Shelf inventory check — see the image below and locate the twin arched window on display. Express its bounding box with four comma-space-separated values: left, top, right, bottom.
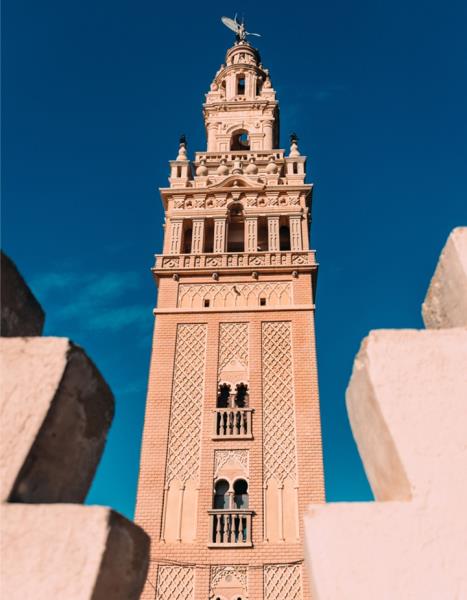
213, 479, 249, 510
217, 383, 249, 408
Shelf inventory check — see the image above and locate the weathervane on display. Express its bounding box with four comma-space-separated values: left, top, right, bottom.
221, 14, 261, 43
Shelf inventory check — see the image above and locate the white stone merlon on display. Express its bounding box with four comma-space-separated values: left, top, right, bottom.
0, 504, 150, 600
304, 226, 467, 599
422, 226, 467, 328
305, 328, 467, 600
0, 337, 114, 503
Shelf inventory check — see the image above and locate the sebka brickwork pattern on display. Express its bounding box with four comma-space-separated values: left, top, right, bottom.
264, 564, 303, 600
165, 323, 208, 485
218, 321, 249, 375
262, 321, 298, 482
155, 566, 194, 600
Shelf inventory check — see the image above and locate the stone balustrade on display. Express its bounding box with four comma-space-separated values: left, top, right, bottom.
209, 510, 253, 547
213, 408, 253, 439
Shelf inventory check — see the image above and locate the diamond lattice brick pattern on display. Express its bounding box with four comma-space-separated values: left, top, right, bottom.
218, 322, 249, 374
264, 564, 302, 600
165, 323, 208, 484
156, 566, 194, 600
262, 321, 298, 482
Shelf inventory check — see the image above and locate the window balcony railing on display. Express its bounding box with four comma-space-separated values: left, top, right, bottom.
213, 408, 253, 439
208, 510, 253, 547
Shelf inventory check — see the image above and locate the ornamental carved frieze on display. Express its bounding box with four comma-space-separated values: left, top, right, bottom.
167, 190, 306, 211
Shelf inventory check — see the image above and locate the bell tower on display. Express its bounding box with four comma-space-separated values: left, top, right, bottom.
136, 30, 325, 600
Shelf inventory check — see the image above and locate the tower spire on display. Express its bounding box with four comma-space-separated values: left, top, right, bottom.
136, 31, 324, 600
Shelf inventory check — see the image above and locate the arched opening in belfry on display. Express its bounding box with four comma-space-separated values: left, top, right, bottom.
230, 130, 250, 151
233, 479, 249, 509
213, 479, 229, 509
227, 203, 245, 252
236, 74, 246, 96
256, 77, 262, 96
182, 219, 193, 254
257, 216, 268, 251
279, 217, 291, 251
204, 218, 214, 253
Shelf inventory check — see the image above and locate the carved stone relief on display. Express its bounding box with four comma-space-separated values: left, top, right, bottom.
178, 282, 291, 309
214, 449, 249, 479
168, 191, 304, 210
210, 565, 248, 600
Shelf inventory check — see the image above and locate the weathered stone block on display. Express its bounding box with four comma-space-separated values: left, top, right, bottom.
304, 329, 467, 600
1, 252, 45, 337
0, 504, 150, 600
0, 337, 114, 503
422, 227, 467, 328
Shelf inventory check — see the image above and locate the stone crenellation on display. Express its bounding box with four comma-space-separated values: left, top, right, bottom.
0, 252, 150, 600
304, 227, 467, 600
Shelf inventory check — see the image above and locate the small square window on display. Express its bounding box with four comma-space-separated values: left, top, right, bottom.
260, 298, 266, 306
204, 299, 210, 308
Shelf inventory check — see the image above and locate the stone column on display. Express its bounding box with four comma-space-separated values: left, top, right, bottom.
207, 123, 216, 152
213, 218, 227, 253
267, 216, 280, 252
169, 219, 183, 255
191, 219, 205, 254
245, 217, 258, 253
289, 215, 303, 251
263, 120, 273, 150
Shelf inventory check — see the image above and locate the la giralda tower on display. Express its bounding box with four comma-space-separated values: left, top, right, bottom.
136, 21, 325, 600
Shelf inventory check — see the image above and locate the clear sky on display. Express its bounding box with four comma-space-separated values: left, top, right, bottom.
3, 0, 466, 519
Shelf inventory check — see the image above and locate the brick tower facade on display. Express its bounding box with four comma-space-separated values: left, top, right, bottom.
136, 36, 325, 600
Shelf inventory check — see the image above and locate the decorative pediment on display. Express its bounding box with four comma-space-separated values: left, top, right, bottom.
207, 174, 266, 191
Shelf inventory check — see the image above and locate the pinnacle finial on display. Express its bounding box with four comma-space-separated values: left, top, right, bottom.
289, 132, 300, 157
177, 134, 188, 160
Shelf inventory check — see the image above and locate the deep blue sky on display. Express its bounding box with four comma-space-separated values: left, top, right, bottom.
3, 0, 466, 518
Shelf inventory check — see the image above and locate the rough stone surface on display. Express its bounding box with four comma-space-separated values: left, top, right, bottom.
422, 227, 467, 328
0, 337, 114, 503
304, 328, 467, 600
1, 252, 45, 337
0, 504, 150, 600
